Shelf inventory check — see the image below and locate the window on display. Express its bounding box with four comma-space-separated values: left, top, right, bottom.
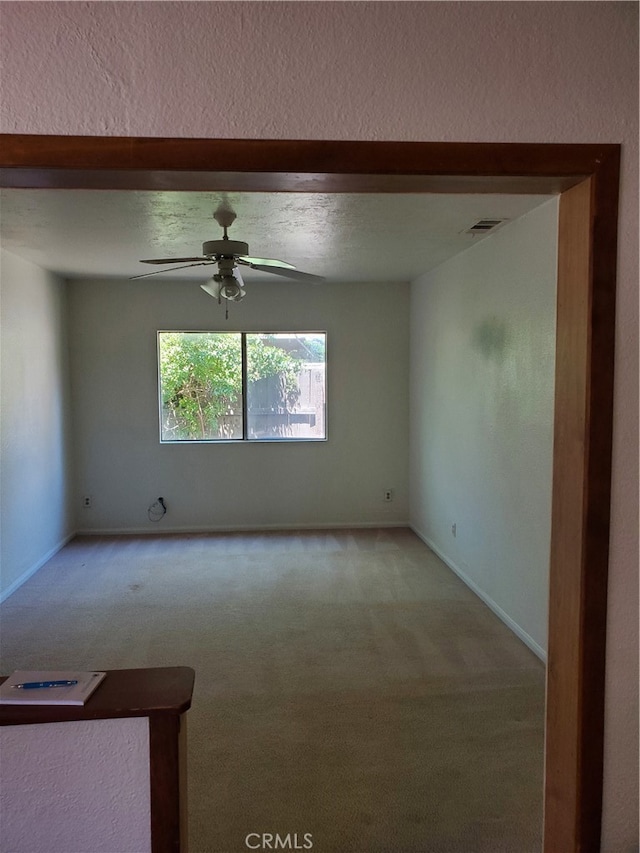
158, 332, 326, 442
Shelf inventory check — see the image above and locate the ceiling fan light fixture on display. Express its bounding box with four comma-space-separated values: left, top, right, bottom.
200, 278, 222, 301
218, 277, 246, 301
135, 206, 324, 297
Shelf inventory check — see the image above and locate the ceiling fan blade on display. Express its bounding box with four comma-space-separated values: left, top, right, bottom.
248, 264, 325, 283
130, 261, 214, 280
140, 257, 208, 265
237, 256, 297, 270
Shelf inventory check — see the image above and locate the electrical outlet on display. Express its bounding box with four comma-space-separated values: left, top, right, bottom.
451, 523, 457, 538
82, 495, 92, 508
383, 489, 394, 502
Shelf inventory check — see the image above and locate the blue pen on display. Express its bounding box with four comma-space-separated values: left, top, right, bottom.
13, 679, 78, 690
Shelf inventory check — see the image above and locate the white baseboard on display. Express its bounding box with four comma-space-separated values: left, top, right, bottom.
410, 524, 547, 663
0, 532, 76, 603
78, 520, 411, 535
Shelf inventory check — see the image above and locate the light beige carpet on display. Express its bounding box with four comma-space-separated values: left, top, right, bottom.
1, 528, 545, 852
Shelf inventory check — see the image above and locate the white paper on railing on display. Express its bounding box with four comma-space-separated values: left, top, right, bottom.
0, 670, 107, 706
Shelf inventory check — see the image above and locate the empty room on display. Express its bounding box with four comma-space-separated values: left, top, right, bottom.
2, 182, 558, 852
0, 4, 637, 853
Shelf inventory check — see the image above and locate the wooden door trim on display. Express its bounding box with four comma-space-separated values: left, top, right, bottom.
0, 135, 621, 853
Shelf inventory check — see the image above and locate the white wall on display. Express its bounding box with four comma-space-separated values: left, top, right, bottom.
1, 3, 637, 846
0, 250, 74, 599
1, 717, 151, 853
68, 278, 409, 532
410, 200, 558, 658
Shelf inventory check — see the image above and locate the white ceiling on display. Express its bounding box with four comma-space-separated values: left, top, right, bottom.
0, 189, 554, 284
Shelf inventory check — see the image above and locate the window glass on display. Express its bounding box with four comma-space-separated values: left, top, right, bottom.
158, 332, 243, 441
246, 334, 326, 440
158, 332, 326, 442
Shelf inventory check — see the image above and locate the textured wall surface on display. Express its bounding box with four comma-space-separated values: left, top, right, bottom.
1, 717, 151, 853
410, 200, 558, 658
67, 278, 410, 532
0, 250, 74, 599
1, 2, 637, 848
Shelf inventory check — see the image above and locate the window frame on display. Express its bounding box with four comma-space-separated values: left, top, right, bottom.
157, 330, 328, 444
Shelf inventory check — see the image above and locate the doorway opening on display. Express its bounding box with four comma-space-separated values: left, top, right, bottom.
0, 135, 620, 852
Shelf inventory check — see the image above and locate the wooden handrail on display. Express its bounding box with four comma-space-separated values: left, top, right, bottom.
1, 666, 194, 853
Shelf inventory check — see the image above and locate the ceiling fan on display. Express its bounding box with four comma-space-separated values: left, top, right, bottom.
131, 205, 324, 310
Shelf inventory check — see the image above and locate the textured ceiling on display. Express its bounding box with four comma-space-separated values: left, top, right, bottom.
0, 189, 553, 284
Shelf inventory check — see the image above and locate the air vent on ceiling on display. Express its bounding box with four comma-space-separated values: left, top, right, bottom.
464, 218, 508, 235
